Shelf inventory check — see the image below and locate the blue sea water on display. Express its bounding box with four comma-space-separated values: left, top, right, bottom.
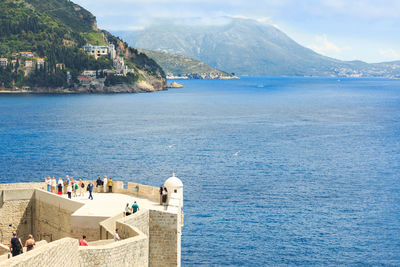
1, 77, 400, 266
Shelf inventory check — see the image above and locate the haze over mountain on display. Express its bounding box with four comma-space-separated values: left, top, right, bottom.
115, 19, 400, 78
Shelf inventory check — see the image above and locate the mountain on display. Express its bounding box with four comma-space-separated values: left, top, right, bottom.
137, 49, 236, 79
0, 0, 166, 92
115, 19, 400, 78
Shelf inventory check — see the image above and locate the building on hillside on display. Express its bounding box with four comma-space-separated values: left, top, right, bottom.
83, 44, 109, 59
25, 60, 33, 68
56, 63, 64, 70
82, 70, 97, 77
20, 52, 34, 58
0, 58, 8, 67
77, 76, 92, 87
11, 52, 19, 57
109, 43, 116, 60
11, 59, 17, 67
36, 58, 45, 68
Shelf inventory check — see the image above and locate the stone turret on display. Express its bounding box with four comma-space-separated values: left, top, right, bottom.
164, 173, 183, 208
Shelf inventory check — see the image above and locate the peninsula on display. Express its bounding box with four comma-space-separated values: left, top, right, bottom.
0, 0, 167, 93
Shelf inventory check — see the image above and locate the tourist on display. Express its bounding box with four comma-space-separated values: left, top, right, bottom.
107, 177, 113, 193
57, 181, 63, 195
96, 176, 102, 192
67, 183, 72, 199
9, 232, 23, 257
103, 176, 108, 193
79, 179, 85, 197
162, 187, 168, 205
51, 177, 57, 193
87, 181, 94, 200
131, 201, 139, 214
79, 235, 88, 246
125, 203, 132, 216
73, 181, 78, 197
159, 186, 163, 205
64, 176, 69, 194
114, 229, 120, 242
24, 234, 35, 252
46, 177, 51, 192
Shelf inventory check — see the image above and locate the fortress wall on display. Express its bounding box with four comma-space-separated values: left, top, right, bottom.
99, 213, 124, 240
78, 233, 148, 267
121, 210, 150, 237
127, 182, 160, 203
0, 189, 35, 244
149, 210, 179, 267
0, 237, 79, 267
33, 190, 84, 242
71, 215, 109, 241
0, 183, 45, 191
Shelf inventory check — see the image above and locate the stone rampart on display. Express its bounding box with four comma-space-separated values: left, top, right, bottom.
33, 189, 84, 242
0, 237, 79, 267
149, 210, 179, 267
0, 189, 35, 244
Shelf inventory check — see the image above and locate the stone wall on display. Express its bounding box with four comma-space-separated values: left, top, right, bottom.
79, 232, 148, 267
33, 190, 84, 242
0, 189, 35, 244
0, 183, 45, 191
0, 238, 79, 267
149, 210, 179, 267
121, 210, 150, 237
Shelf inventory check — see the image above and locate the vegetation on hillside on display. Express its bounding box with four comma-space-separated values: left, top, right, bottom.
0, 0, 166, 91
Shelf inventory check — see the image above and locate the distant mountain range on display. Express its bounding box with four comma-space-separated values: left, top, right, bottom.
115, 19, 400, 78
137, 49, 235, 79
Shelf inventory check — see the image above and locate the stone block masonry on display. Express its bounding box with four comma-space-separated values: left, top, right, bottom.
0, 238, 79, 267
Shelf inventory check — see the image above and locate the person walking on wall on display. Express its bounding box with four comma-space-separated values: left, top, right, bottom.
9, 232, 23, 257
79, 179, 85, 197
67, 183, 72, 199
79, 235, 88, 246
132, 201, 139, 214
103, 176, 108, 193
73, 181, 79, 197
46, 177, 51, 192
162, 187, 168, 205
114, 229, 120, 242
159, 186, 163, 205
125, 203, 132, 216
51, 177, 57, 193
96, 176, 102, 193
107, 177, 113, 193
87, 181, 94, 200
24, 234, 35, 252
57, 181, 63, 195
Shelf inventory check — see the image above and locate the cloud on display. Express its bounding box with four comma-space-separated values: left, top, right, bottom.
308, 34, 343, 55
379, 49, 400, 61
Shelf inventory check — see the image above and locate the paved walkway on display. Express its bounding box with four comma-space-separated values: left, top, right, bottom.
60, 191, 165, 217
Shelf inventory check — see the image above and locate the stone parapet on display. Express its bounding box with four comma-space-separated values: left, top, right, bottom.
0, 238, 79, 267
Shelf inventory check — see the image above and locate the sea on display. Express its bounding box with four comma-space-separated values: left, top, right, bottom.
0, 77, 399, 266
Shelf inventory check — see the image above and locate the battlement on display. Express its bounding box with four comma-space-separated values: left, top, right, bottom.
0, 178, 183, 267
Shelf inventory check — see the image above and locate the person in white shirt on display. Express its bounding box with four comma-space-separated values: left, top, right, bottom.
51, 177, 57, 193
67, 184, 72, 199
114, 229, 120, 242
103, 176, 107, 193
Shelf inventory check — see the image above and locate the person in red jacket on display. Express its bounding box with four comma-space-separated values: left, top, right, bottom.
79, 235, 88, 246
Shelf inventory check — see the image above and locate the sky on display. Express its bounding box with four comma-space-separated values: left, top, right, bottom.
72, 0, 400, 63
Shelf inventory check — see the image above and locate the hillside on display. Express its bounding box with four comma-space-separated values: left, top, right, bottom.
0, 0, 166, 92
138, 49, 236, 79
116, 19, 400, 78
